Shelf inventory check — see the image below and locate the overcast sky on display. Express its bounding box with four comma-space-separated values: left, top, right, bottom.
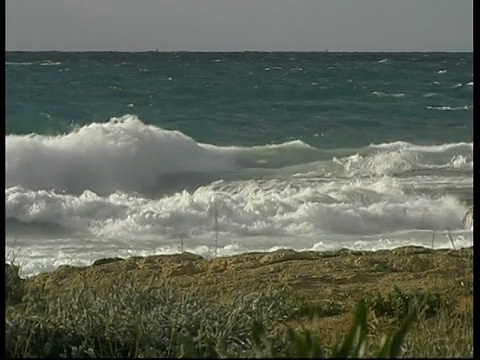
6, 0, 473, 52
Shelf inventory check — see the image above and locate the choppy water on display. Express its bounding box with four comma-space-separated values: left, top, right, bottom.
5, 52, 473, 277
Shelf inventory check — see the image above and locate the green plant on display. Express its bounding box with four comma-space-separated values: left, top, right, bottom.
5, 263, 25, 306
251, 299, 416, 358
370, 286, 442, 321
5, 277, 300, 358
5, 247, 473, 358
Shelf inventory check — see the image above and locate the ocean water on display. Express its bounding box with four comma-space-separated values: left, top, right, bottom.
5, 52, 473, 277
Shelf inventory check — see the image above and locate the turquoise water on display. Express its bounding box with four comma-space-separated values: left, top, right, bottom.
5, 52, 473, 276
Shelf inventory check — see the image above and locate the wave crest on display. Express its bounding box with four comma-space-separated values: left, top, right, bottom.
6, 115, 236, 194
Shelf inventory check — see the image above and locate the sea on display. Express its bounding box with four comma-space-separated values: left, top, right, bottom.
5, 51, 473, 277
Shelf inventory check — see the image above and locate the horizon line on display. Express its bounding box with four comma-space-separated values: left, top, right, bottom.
5, 49, 473, 53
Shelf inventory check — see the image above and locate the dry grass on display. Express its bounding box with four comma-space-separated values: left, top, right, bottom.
5, 245, 473, 358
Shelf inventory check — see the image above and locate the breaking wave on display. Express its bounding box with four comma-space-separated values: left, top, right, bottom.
6, 177, 469, 241
6, 115, 473, 196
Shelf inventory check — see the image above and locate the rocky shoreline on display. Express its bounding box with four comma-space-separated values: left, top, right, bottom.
6, 245, 473, 357
22, 245, 473, 309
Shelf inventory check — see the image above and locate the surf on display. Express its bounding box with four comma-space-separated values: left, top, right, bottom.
6, 115, 473, 196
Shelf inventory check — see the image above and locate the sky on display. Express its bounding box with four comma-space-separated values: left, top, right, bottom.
5, 0, 473, 52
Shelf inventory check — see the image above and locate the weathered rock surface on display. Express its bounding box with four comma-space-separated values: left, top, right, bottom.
23, 246, 472, 303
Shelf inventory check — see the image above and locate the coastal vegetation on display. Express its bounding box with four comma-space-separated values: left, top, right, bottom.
5, 246, 473, 358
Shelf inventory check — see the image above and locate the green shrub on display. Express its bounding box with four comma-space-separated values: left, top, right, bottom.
5, 279, 300, 358
251, 299, 415, 358
5, 263, 25, 306
4, 267, 472, 358
369, 286, 442, 321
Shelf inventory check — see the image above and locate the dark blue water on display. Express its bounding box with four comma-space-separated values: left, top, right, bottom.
6, 52, 473, 146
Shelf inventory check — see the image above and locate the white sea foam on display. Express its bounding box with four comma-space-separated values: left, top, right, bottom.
329, 146, 472, 177
5, 116, 473, 276
6, 176, 472, 278
6, 115, 237, 194
209, 139, 314, 152
447, 155, 472, 169
6, 177, 469, 240
369, 140, 473, 152
6, 61, 38, 66
40, 61, 62, 66
6, 117, 473, 196
7, 228, 473, 278
371, 91, 405, 98
332, 151, 417, 177
426, 106, 471, 111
